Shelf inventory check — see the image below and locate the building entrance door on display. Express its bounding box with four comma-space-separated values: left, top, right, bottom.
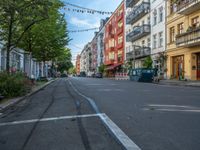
173, 55, 184, 79
197, 53, 200, 80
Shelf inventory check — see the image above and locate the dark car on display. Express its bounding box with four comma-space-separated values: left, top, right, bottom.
80, 71, 86, 77
61, 74, 68, 78
95, 73, 103, 78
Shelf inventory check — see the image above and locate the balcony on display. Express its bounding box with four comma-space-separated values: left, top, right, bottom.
117, 27, 123, 35
108, 33, 114, 39
126, 24, 150, 42
117, 42, 123, 49
126, 45, 151, 60
126, 2, 150, 25
117, 13, 123, 21
108, 47, 115, 51
176, 0, 200, 15
126, 0, 140, 8
176, 27, 200, 47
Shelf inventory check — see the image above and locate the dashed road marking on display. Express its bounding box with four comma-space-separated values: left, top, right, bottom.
68, 79, 141, 150
0, 113, 102, 127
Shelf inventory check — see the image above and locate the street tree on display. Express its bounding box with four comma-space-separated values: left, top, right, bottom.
0, 0, 52, 72
56, 48, 73, 73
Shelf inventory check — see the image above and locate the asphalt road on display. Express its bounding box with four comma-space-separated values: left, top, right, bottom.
0, 77, 200, 150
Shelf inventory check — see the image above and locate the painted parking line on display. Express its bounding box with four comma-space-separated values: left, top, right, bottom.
68, 79, 141, 150
99, 113, 141, 150
0, 113, 102, 127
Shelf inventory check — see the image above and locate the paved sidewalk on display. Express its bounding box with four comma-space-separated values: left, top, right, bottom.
158, 79, 200, 87
0, 79, 56, 112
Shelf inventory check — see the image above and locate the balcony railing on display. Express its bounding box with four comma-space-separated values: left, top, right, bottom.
117, 27, 123, 35
108, 33, 114, 39
108, 47, 115, 51
176, 27, 200, 47
117, 42, 123, 49
176, 0, 200, 15
126, 24, 150, 42
126, 0, 140, 8
126, 2, 150, 25
117, 13, 123, 21
126, 45, 151, 60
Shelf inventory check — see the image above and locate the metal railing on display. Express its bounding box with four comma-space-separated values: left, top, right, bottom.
176, 27, 200, 47
126, 2, 150, 24
126, 24, 150, 42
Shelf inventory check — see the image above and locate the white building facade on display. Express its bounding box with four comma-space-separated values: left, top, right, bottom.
125, 0, 151, 68
97, 19, 108, 71
150, 0, 166, 77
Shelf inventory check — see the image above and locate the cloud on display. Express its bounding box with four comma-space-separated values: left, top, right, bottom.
70, 17, 99, 28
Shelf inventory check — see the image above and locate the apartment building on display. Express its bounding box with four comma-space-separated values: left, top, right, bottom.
97, 19, 108, 71
91, 32, 98, 72
76, 54, 81, 75
125, 0, 151, 68
166, 0, 200, 80
151, 0, 166, 78
104, 1, 125, 77
0, 47, 24, 72
80, 42, 92, 75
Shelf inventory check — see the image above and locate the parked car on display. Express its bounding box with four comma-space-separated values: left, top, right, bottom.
61, 73, 68, 78
95, 73, 103, 78
80, 71, 86, 77
91, 73, 96, 78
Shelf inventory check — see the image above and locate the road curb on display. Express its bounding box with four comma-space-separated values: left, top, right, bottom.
0, 79, 57, 113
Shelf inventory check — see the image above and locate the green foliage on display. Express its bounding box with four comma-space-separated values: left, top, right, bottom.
0, 0, 52, 72
18, 0, 70, 63
68, 67, 76, 75
143, 56, 153, 69
0, 72, 32, 98
98, 64, 106, 73
56, 48, 73, 73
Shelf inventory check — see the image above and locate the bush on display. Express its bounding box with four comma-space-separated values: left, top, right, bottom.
0, 72, 32, 98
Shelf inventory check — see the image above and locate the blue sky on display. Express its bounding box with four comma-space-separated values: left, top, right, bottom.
61, 0, 122, 64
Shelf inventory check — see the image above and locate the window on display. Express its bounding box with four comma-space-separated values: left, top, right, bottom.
170, 2, 177, 14
159, 7, 163, 22
169, 27, 175, 43
153, 34, 157, 49
147, 17, 150, 25
142, 40, 145, 47
153, 9, 157, 25
118, 36, 123, 44
177, 23, 184, 34
159, 32, 163, 47
191, 16, 199, 28
147, 38, 151, 47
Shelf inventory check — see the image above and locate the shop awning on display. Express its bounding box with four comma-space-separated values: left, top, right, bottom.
105, 64, 121, 70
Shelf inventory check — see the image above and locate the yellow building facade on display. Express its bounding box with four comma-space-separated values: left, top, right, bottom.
166, 0, 200, 80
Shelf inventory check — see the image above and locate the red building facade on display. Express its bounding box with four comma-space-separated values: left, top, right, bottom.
104, 1, 125, 76
76, 54, 81, 75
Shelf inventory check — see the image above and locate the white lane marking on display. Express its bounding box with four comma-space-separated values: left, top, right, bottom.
68, 79, 141, 150
0, 113, 102, 127
143, 108, 200, 113
148, 104, 199, 109
99, 113, 141, 150
97, 89, 124, 92
68, 80, 100, 113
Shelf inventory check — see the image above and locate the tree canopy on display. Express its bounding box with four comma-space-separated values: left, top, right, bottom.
0, 0, 72, 72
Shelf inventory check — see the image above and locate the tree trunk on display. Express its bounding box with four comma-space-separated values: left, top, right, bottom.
6, 13, 14, 73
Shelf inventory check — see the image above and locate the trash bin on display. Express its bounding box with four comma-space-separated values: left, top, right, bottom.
129, 68, 154, 82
